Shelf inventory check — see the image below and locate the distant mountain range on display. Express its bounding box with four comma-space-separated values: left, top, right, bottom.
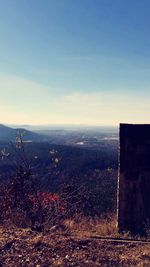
7, 124, 118, 132
0, 124, 47, 142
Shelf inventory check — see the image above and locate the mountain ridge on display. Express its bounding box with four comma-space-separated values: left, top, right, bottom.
0, 124, 47, 142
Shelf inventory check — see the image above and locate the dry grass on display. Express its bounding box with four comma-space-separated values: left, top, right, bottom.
63, 214, 126, 238
0, 216, 150, 266
63, 214, 150, 241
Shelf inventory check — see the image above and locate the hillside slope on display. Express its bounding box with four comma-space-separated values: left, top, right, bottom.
0, 124, 47, 142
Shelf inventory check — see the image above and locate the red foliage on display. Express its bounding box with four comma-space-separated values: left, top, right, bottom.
29, 191, 65, 213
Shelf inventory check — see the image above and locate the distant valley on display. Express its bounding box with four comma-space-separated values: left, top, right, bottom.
0, 124, 118, 215
3, 124, 119, 149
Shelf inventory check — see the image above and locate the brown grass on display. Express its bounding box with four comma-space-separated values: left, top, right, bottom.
0, 216, 150, 266
63, 214, 118, 237
63, 214, 150, 241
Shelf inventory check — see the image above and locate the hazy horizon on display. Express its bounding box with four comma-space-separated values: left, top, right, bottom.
3, 122, 119, 129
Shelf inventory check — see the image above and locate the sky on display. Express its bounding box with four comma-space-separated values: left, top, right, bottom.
0, 0, 150, 126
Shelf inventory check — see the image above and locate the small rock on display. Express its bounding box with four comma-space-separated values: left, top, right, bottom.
65, 255, 69, 259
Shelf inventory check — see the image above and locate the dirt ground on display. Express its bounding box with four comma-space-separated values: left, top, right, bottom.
0, 226, 150, 267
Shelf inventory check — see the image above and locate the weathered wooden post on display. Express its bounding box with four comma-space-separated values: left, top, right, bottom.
118, 123, 150, 234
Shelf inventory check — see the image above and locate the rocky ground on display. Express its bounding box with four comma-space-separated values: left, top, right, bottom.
0, 226, 150, 267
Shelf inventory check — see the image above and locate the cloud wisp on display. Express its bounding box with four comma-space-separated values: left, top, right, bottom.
0, 74, 150, 125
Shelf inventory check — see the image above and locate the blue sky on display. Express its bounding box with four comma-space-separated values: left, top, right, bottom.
0, 0, 150, 125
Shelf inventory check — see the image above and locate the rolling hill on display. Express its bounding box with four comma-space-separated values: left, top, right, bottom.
0, 124, 47, 142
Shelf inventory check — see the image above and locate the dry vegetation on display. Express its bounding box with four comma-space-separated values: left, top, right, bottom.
0, 139, 149, 266
63, 214, 118, 237
0, 216, 150, 267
